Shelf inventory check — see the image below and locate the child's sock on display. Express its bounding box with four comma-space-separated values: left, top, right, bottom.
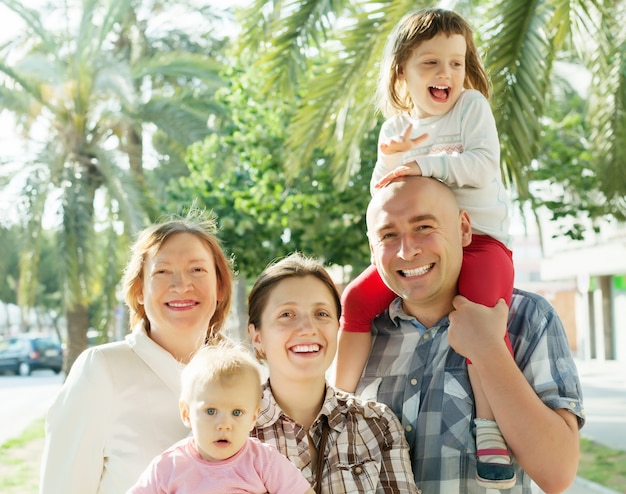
474, 418, 511, 464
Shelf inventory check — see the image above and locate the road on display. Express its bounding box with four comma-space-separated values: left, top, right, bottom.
576, 359, 626, 451
0, 370, 63, 446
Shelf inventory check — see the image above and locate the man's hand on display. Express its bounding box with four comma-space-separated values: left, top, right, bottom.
447, 296, 509, 362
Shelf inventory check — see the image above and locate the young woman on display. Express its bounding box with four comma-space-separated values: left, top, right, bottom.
248, 252, 418, 494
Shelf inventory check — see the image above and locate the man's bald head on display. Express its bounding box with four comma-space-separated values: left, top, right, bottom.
366, 176, 460, 237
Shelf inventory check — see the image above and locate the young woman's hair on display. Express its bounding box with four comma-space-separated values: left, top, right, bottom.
180, 342, 262, 404
377, 8, 491, 118
122, 208, 233, 342
247, 252, 341, 361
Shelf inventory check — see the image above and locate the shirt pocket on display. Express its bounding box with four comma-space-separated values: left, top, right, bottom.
336, 458, 380, 493
441, 367, 473, 453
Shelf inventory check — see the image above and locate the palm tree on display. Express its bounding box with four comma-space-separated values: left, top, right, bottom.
0, 0, 229, 372
236, 0, 626, 211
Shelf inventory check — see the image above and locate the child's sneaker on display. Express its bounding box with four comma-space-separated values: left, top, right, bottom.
476, 449, 516, 489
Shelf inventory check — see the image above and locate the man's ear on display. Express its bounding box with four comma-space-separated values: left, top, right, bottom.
459, 210, 472, 247
368, 236, 377, 266
179, 400, 191, 429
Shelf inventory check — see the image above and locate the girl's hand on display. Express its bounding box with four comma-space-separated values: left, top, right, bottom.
379, 124, 428, 155
375, 163, 422, 189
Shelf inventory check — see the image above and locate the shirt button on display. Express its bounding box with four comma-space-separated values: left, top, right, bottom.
410, 378, 418, 386
569, 401, 576, 409
422, 333, 429, 340
352, 465, 363, 475
405, 425, 413, 432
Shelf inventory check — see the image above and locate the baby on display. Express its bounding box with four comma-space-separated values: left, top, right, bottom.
128, 343, 314, 493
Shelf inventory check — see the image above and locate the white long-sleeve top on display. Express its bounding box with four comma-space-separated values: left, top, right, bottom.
39, 324, 189, 494
372, 89, 512, 246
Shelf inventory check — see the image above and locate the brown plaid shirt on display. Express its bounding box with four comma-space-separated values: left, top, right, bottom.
251, 381, 419, 494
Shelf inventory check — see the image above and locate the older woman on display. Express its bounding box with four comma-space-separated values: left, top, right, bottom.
40, 211, 233, 494
248, 252, 419, 493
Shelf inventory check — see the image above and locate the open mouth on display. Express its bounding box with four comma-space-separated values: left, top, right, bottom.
400, 264, 434, 277
290, 344, 321, 354
215, 438, 231, 445
429, 86, 449, 101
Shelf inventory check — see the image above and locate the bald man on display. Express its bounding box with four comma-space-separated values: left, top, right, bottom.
354, 176, 584, 494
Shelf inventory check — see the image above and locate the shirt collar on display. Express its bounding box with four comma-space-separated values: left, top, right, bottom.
388, 297, 449, 332
257, 380, 344, 432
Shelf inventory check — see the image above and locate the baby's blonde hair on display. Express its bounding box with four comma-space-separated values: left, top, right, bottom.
377, 8, 491, 118
180, 342, 262, 404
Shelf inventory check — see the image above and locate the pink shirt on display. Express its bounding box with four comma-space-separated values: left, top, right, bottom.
128, 436, 311, 494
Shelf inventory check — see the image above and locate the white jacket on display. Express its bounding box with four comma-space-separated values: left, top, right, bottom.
39, 324, 189, 494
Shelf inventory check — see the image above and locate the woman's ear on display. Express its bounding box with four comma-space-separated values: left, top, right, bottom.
248, 324, 266, 360
248, 323, 260, 346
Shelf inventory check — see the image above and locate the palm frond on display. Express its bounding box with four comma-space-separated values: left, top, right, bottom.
132, 51, 224, 82
481, 0, 555, 200
91, 149, 149, 234
583, 1, 626, 205
138, 96, 216, 145
237, 0, 354, 97
0, 0, 59, 52
16, 166, 50, 310
0, 59, 47, 107
282, 0, 428, 184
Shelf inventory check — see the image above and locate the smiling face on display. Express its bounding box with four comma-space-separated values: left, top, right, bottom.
180, 370, 260, 462
138, 232, 221, 351
367, 177, 471, 326
249, 275, 339, 384
399, 33, 467, 118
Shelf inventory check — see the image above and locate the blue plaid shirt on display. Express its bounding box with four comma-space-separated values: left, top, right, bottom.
357, 288, 585, 494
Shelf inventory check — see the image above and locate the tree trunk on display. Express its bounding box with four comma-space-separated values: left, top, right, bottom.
65, 303, 89, 376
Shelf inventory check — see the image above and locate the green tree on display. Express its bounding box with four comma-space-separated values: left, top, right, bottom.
0, 0, 229, 372
236, 0, 626, 218
170, 66, 374, 280
529, 78, 620, 242
0, 224, 20, 307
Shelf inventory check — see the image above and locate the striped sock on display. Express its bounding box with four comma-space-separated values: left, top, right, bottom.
475, 418, 511, 465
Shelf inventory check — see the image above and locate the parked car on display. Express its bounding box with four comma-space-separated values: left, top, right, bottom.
0, 334, 64, 376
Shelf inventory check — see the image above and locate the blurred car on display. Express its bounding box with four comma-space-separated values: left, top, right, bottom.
0, 334, 64, 376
